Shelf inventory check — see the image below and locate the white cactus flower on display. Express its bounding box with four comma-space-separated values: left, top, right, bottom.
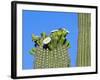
43, 37, 51, 44
51, 29, 58, 33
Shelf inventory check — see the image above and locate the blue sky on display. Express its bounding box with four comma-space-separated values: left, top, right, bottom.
22, 10, 78, 69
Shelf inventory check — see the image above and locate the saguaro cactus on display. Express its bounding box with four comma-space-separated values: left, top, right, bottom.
30, 28, 70, 69
34, 45, 70, 68
77, 13, 91, 66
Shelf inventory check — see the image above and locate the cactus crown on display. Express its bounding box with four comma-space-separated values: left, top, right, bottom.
29, 28, 70, 55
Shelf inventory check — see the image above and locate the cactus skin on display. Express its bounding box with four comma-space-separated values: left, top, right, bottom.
34, 45, 70, 69
77, 13, 91, 66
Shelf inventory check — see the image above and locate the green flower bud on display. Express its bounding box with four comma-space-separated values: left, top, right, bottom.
65, 40, 70, 48
29, 48, 36, 55
59, 37, 65, 45
56, 30, 62, 37
41, 32, 47, 39
32, 34, 39, 41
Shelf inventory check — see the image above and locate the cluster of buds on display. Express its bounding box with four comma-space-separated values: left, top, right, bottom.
30, 28, 70, 55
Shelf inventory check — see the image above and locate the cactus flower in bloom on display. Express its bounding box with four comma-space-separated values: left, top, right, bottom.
43, 37, 51, 44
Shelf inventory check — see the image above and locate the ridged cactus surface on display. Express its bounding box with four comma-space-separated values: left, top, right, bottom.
77, 13, 91, 66
35, 45, 70, 69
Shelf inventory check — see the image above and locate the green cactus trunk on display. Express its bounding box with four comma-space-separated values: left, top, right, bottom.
77, 13, 91, 66
34, 45, 70, 69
